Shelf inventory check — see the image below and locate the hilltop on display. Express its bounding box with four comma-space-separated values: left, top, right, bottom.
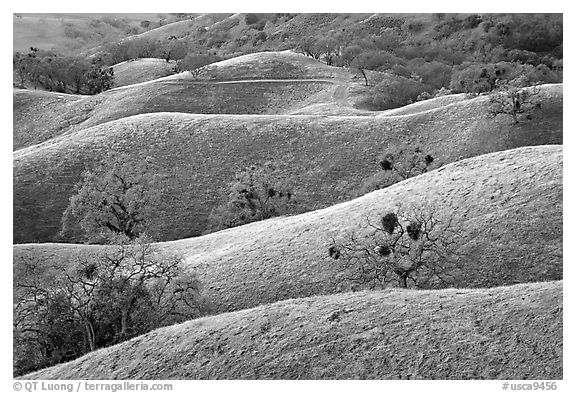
23, 280, 562, 380
185, 51, 352, 81
111, 58, 177, 87
13, 50, 563, 151
14, 146, 563, 314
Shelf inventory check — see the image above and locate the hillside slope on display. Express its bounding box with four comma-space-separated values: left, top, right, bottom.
13, 52, 357, 150
111, 58, 177, 88
13, 82, 562, 243
23, 280, 562, 380
13, 89, 85, 150
14, 146, 563, 314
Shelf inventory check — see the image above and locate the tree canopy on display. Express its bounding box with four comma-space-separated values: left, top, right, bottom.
61, 155, 161, 243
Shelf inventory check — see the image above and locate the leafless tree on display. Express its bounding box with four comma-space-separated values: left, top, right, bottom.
329, 204, 465, 290
488, 77, 542, 124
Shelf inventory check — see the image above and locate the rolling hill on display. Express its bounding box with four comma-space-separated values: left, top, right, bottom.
13, 89, 86, 150
13, 52, 359, 150
13, 51, 563, 151
14, 145, 563, 315
13, 13, 169, 54
13, 79, 562, 243
13, 14, 564, 382
111, 58, 177, 88
22, 280, 562, 380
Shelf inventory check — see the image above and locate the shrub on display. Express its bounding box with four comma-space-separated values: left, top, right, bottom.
357, 145, 439, 196
245, 13, 260, 25
206, 163, 294, 232
369, 76, 428, 110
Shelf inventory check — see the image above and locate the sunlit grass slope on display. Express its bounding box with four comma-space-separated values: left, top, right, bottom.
13, 81, 562, 243
14, 146, 563, 314
24, 280, 562, 380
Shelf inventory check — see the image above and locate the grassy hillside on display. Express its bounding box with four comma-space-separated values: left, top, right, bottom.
13, 81, 562, 243
13, 52, 355, 150
14, 146, 563, 314
133, 14, 233, 42
197, 51, 352, 80
13, 51, 563, 151
111, 58, 177, 87
23, 280, 562, 380
13, 89, 86, 150
13, 13, 168, 54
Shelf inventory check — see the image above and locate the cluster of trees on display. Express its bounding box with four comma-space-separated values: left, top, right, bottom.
449, 61, 561, 95
14, 235, 205, 376
14, 155, 207, 376
13, 14, 562, 105
13, 48, 114, 94
15, 155, 297, 375
292, 14, 561, 110
13, 38, 224, 95
103, 37, 191, 65
103, 38, 223, 77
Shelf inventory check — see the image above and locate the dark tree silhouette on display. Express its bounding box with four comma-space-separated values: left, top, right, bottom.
329, 205, 464, 290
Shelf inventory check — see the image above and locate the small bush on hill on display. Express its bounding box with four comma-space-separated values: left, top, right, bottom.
368, 76, 429, 110
177, 53, 221, 77
358, 145, 438, 196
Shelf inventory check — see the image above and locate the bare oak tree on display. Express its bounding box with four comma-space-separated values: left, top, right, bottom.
329, 205, 464, 290
488, 77, 542, 124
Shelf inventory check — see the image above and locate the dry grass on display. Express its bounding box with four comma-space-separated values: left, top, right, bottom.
23, 280, 562, 380
13, 13, 165, 54
195, 51, 353, 81
14, 146, 563, 314
112, 58, 177, 88
13, 82, 562, 243
13, 89, 86, 150
13, 52, 357, 150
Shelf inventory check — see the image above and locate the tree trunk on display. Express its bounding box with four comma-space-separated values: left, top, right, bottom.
399, 275, 407, 289
360, 69, 368, 86
84, 321, 95, 352
120, 309, 129, 340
